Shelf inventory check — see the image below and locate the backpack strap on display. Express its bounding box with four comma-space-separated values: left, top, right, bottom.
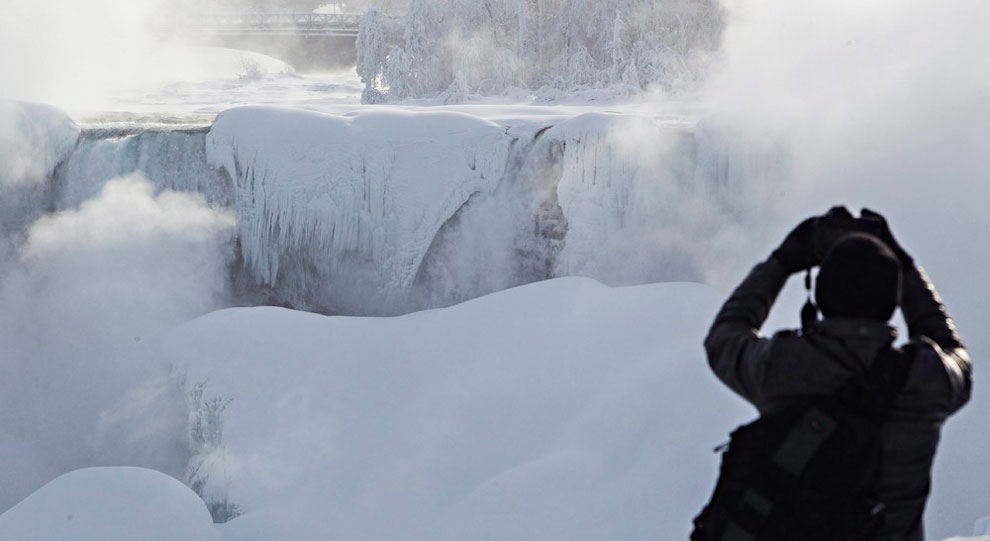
860, 345, 915, 422
804, 334, 915, 422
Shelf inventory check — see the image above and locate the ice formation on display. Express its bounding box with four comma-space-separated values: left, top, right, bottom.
206, 106, 512, 313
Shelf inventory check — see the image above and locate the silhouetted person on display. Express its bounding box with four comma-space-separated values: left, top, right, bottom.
697, 208, 970, 540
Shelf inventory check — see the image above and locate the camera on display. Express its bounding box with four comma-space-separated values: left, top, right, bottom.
813, 207, 885, 260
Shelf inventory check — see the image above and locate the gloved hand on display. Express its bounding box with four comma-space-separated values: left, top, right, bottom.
860, 208, 914, 266
770, 216, 820, 274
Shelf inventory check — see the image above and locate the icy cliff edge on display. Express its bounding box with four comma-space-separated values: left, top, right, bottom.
0, 100, 79, 190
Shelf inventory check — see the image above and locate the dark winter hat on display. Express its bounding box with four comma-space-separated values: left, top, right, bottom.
815, 233, 902, 321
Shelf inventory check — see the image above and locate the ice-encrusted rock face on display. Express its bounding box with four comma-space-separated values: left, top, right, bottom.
206, 106, 512, 314
0, 101, 79, 235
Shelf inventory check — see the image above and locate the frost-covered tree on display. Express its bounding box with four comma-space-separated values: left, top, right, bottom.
356, 9, 389, 102
355, 0, 725, 102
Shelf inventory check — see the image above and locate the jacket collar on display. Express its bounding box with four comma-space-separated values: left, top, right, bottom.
813, 317, 898, 344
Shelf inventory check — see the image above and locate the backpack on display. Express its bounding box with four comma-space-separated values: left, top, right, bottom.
691, 344, 914, 541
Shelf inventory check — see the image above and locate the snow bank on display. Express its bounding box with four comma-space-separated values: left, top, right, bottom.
0, 467, 218, 541
154, 277, 750, 540
206, 106, 512, 313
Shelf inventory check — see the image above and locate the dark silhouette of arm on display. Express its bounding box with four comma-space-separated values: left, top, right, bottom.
899, 264, 972, 410
703, 258, 789, 404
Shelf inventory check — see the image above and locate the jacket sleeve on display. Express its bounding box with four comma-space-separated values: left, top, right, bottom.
704, 258, 790, 404
899, 264, 972, 412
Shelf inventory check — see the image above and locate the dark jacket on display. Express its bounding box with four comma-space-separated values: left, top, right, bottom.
704, 258, 971, 541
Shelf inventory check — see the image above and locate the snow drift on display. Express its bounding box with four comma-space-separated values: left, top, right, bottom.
153, 278, 746, 540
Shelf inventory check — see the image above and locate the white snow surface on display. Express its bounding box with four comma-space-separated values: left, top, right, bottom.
154, 278, 748, 540
0, 467, 218, 541
206, 106, 512, 312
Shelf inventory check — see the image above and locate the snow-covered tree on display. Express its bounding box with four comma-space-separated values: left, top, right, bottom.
356, 9, 387, 86
354, 0, 725, 102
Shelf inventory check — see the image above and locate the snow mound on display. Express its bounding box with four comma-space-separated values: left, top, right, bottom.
154, 277, 751, 540
206, 106, 512, 313
0, 467, 218, 541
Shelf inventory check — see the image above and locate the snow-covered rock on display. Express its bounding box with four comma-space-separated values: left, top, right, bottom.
206, 106, 512, 313
0, 467, 218, 541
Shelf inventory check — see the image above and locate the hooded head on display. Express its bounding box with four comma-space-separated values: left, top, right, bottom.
815, 233, 902, 321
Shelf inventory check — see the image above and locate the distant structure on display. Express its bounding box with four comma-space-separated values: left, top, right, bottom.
159, 11, 364, 70
180, 12, 361, 38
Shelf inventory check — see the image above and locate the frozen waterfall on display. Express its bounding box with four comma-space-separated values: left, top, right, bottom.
10, 101, 788, 316
55, 128, 233, 211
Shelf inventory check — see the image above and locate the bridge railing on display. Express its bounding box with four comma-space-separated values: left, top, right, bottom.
164, 12, 364, 38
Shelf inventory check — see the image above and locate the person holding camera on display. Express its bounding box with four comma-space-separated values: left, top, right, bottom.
693, 207, 971, 541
